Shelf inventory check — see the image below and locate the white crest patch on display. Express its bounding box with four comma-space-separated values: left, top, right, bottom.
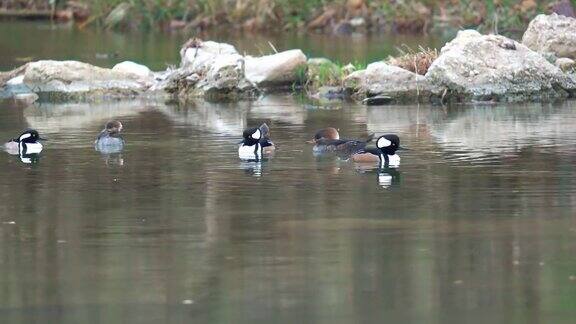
19, 133, 32, 141
252, 129, 261, 140
377, 137, 392, 148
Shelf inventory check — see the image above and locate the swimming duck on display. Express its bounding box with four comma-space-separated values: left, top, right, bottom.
351, 134, 401, 168
95, 120, 124, 154
310, 127, 374, 156
238, 123, 275, 160
4, 129, 45, 155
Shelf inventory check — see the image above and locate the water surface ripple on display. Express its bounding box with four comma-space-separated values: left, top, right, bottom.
1, 97, 576, 323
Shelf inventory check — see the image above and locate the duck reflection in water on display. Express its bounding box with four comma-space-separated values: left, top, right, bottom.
19, 151, 42, 164
377, 168, 401, 188
355, 164, 401, 189
240, 161, 264, 177
100, 153, 125, 167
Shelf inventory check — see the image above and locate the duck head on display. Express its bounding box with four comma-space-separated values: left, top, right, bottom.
309, 127, 340, 143
17, 129, 45, 143
242, 127, 262, 145
105, 120, 123, 134
376, 134, 400, 155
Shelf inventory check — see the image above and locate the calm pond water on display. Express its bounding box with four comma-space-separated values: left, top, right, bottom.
1, 22, 576, 324
0, 21, 445, 70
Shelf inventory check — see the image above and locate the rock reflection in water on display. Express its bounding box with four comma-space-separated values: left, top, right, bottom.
24, 100, 162, 134
429, 102, 576, 162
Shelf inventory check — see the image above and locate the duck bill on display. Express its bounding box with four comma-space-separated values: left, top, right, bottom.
38, 137, 48, 141
397, 146, 409, 151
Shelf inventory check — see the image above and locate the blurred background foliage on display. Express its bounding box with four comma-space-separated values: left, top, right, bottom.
0, 0, 574, 34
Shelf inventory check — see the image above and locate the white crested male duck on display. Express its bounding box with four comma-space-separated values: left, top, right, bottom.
238, 123, 275, 160
4, 129, 45, 155
4, 129, 46, 164
351, 134, 401, 168
95, 120, 124, 153
309, 127, 375, 156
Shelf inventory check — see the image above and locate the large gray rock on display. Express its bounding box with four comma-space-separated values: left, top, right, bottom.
426, 30, 576, 102
344, 62, 444, 103
0, 75, 38, 104
194, 54, 257, 100
180, 40, 241, 73
0, 63, 37, 103
112, 61, 153, 78
522, 13, 576, 59
23, 60, 153, 100
245, 49, 307, 87
556, 57, 576, 72
173, 40, 258, 100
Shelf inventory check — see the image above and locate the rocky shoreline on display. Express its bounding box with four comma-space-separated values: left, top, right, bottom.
1, 13, 576, 106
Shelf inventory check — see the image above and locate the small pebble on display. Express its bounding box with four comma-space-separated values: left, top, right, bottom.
569, 276, 576, 281
182, 299, 194, 305
57, 240, 67, 244
513, 260, 520, 266
539, 262, 545, 266
2, 221, 16, 225
453, 280, 463, 285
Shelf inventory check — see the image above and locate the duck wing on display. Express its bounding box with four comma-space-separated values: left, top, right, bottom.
259, 138, 274, 147
95, 130, 108, 142
334, 139, 370, 156
356, 147, 380, 155
315, 138, 348, 146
